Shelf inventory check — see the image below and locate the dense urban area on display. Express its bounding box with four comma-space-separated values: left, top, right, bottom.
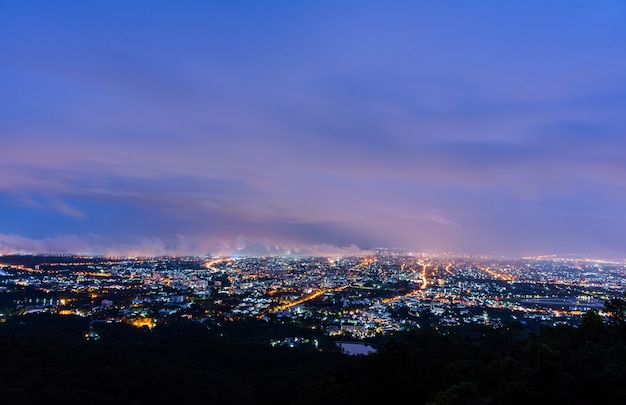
1, 250, 624, 343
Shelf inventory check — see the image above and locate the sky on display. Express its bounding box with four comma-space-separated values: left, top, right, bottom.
1, 1, 626, 257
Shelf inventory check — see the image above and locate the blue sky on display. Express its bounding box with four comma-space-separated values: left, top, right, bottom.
1, 1, 626, 257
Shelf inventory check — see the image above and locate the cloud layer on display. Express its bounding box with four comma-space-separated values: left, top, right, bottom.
1, 1, 626, 257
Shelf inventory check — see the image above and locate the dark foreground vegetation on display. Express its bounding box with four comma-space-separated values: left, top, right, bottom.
2, 299, 626, 404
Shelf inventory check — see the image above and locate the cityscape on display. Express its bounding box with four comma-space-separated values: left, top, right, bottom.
2, 1, 626, 403
2, 251, 623, 347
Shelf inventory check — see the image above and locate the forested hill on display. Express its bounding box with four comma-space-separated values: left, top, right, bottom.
1, 308, 625, 404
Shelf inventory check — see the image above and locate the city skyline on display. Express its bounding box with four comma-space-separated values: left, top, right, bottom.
2, 1, 626, 257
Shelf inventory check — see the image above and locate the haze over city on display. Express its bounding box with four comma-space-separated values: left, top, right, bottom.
2, 1, 626, 257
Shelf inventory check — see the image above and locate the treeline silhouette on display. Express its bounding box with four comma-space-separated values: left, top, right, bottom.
1, 298, 625, 404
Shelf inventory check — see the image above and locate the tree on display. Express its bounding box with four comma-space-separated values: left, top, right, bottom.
603, 292, 626, 328
579, 309, 604, 334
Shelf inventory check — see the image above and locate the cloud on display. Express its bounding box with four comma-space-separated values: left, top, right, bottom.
0, 233, 105, 255
49, 199, 84, 218
0, 232, 372, 258
224, 235, 372, 257
1, 2, 626, 256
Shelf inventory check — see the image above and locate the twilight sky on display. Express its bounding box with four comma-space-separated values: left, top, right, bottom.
2, 1, 626, 257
